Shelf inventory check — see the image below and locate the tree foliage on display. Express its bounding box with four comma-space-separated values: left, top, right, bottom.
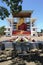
41, 29, 43, 33
0, 0, 23, 19
0, 26, 5, 36
0, 6, 10, 20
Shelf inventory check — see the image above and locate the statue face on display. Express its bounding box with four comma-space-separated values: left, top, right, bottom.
19, 18, 24, 24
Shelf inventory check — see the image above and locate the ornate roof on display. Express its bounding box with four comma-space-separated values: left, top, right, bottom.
12, 10, 33, 17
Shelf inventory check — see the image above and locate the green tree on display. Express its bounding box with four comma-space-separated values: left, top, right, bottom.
0, 0, 23, 20
0, 26, 5, 36
41, 29, 43, 33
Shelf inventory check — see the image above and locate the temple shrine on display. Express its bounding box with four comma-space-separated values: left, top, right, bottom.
5, 10, 37, 41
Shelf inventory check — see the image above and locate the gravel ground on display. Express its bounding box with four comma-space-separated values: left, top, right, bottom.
0, 60, 36, 65
0, 60, 12, 65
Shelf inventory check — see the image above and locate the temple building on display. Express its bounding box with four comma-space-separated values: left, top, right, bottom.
5, 10, 37, 41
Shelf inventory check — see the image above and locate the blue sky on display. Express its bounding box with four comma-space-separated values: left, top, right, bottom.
0, 0, 43, 32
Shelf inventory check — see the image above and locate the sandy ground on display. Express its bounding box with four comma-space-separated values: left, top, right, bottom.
31, 36, 43, 41
0, 60, 36, 65
0, 35, 43, 42
0, 36, 17, 42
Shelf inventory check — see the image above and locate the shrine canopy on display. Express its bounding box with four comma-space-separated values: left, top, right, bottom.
12, 10, 33, 18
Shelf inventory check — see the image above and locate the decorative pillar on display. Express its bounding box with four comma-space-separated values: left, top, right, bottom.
30, 18, 36, 36
30, 18, 38, 41
7, 18, 14, 36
